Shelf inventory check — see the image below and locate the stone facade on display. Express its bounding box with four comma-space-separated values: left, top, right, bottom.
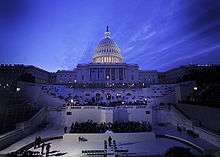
55, 28, 159, 85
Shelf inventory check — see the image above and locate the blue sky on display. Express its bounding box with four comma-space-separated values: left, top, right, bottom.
0, 0, 220, 72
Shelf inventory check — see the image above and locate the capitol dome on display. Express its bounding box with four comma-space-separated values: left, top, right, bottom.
93, 26, 123, 63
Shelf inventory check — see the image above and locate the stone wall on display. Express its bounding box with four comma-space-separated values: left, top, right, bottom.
48, 105, 151, 127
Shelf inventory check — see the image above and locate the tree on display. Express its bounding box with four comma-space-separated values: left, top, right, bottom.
164, 147, 194, 157
19, 73, 35, 83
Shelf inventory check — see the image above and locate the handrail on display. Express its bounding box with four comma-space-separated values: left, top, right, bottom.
0, 107, 48, 151
16, 107, 47, 129
16, 136, 63, 153
194, 126, 220, 139
171, 104, 191, 120
156, 134, 204, 153
170, 105, 220, 138
28, 107, 47, 124
168, 105, 220, 147
0, 129, 23, 140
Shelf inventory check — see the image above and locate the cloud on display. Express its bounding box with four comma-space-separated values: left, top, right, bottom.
129, 24, 156, 43
124, 45, 135, 53
160, 45, 220, 67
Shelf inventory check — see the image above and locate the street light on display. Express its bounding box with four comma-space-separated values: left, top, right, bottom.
16, 87, 21, 92
70, 99, 74, 103
193, 87, 198, 91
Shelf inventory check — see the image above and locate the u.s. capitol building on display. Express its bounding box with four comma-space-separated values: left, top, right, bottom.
55, 27, 158, 85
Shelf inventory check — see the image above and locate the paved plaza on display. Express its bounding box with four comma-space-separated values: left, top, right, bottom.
0, 124, 209, 156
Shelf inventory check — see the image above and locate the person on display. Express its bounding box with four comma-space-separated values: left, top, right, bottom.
34, 137, 38, 149
41, 142, 45, 155
64, 126, 67, 133
46, 143, 51, 157
108, 136, 112, 146
104, 140, 107, 149
113, 140, 117, 150
38, 136, 42, 148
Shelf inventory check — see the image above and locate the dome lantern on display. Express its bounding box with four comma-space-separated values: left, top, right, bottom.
93, 26, 123, 64
104, 26, 111, 38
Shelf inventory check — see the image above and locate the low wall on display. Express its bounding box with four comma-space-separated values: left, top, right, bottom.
156, 134, 204, 153
63, 132, 155, 143
62, 105, 151, 127
183, 124, 220, 148
0, 107, 47, 151
168, 105, 220, 148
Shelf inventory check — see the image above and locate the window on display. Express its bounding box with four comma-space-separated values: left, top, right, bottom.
145, 111, 150, 114
119, 68, 123, 80
67, 112, 72, 115
111, 68, 115, 80
106, 68, 110, 80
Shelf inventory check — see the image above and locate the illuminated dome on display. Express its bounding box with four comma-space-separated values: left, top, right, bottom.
93, 26, 123, 63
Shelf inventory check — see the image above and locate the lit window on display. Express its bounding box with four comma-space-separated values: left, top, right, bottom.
146, 111, 150, 114
67, 112, 72, 115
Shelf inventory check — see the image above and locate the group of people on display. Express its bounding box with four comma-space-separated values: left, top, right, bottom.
78, 136, 87, 142
84, 101, 147, 107
104, 136, 117, 150
34, 136, 51, 157
110, 121, 152, 133
69, 121, 152, 133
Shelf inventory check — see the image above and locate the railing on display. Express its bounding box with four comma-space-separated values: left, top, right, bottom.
65, 105, 148, 110
0, 107, 48, 151
192, 126, 220, 148
171, 104, 191, 120
0, 129, 24, 151
16, 136, 63, 153
156, 134, 204, 153
169, 105, 220, 148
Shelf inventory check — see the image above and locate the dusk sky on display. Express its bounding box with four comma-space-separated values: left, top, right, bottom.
0, 0, 220, 72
